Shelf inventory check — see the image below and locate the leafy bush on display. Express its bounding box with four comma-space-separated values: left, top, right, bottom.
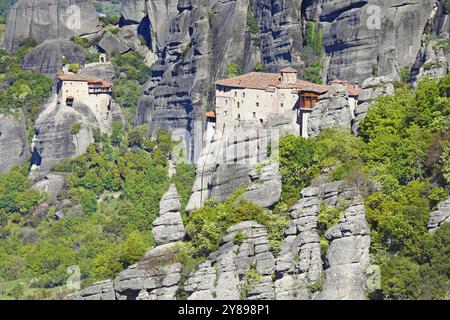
185, 194, 289, 257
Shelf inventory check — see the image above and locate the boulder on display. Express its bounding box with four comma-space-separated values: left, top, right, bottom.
22, 40, 86, 76
32, 174, 65, 202
428, 197, 450, 233
98, 32, 131, 54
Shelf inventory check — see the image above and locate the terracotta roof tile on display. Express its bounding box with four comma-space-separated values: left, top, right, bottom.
215, 72, 329, 93
280, 67, 298, 73
58, 73, 113, 88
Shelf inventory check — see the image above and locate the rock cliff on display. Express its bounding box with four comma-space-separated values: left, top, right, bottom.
186, 115, 295, 212
0, 114, 28, 173
69, 179, 372, 300
2, 0, 101, 53
68, 184, 186, 300
22, 40, 86, 76
303, 0, 438, 83
352, 76, 394, 135
307, 85, 353, 137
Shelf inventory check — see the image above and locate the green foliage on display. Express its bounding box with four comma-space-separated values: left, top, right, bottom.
254, 62, 264, 72
185, 195, 289, 257
0, 39, 51, 119
171, 163, 196, 213
0, 126, 185, 291
360, 76, 450, 184
279, 134, 316, 206
227, 62, 242, 78
301, 22, 323, 84
317, 204, 344, 234
70, 123, 81, 135
0, 165, 44, 221
234, 230, 245, 246
372, 62, 379, 77
246, 7, 260, 35
70, 36, 91, 49
240, 267, 262, 299
111, 51, 150, 125
111, 51, 150, 84
279, 130, 365, 206
0, 1, 14, 19
399, 67, 411, 83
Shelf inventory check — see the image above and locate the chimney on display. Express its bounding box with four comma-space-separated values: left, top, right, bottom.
280, 67, 298, 85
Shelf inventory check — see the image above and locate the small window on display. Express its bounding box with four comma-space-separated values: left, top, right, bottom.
243, 92, 245, 98
238, 114, 241, 120
235, 91, 237, 97
256, 102, 259, 107
280, 103, 284, 108
253, 112, 256, 118
237, 102, 240, 109
260, 119, 264, 124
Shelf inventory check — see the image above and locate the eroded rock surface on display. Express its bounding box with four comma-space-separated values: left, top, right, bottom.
152, 184, 186, 246
0, 114, 28, 173
186, 119, 291, 212
303, 0, 437, 83
428, 197, 450, 233
319, 200, 371, 300
185, 221, 275, 300
67, 184, 186, 300
22, 40, 86, 76
307, 85, 352, 137
3, 0, 100, 53
352, 76, 394, 135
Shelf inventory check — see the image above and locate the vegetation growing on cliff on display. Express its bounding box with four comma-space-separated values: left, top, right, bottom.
0, 126, 194, 298
301, 21, 324, 84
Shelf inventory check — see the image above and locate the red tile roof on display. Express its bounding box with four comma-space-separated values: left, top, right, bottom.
280, 67, 298, 73
215, 72, 328, 93
329, 79, 362, 96
58, 73, 113, 88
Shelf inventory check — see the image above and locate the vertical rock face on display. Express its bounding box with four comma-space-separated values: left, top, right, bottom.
135, 0, 256, 162
67, 184, 186, 301
152, 184, 186, 246
307, 85, 352, 137
184, 221, 276, 300
319, 200, 371, 300
274, 186, 323, 300
428, 198, 450, 233
2, 0, 101, 53
303, 0, 437, 83
253, 0, 304, 72
34, 91, 119, 175
135, 0, 306, 161
352, 76, 394, 135
274, 181, 371, 300
67, 180, 372, 301
0, 114, 28, 173
186, 116, 293, 212
414, 40, 450, 86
